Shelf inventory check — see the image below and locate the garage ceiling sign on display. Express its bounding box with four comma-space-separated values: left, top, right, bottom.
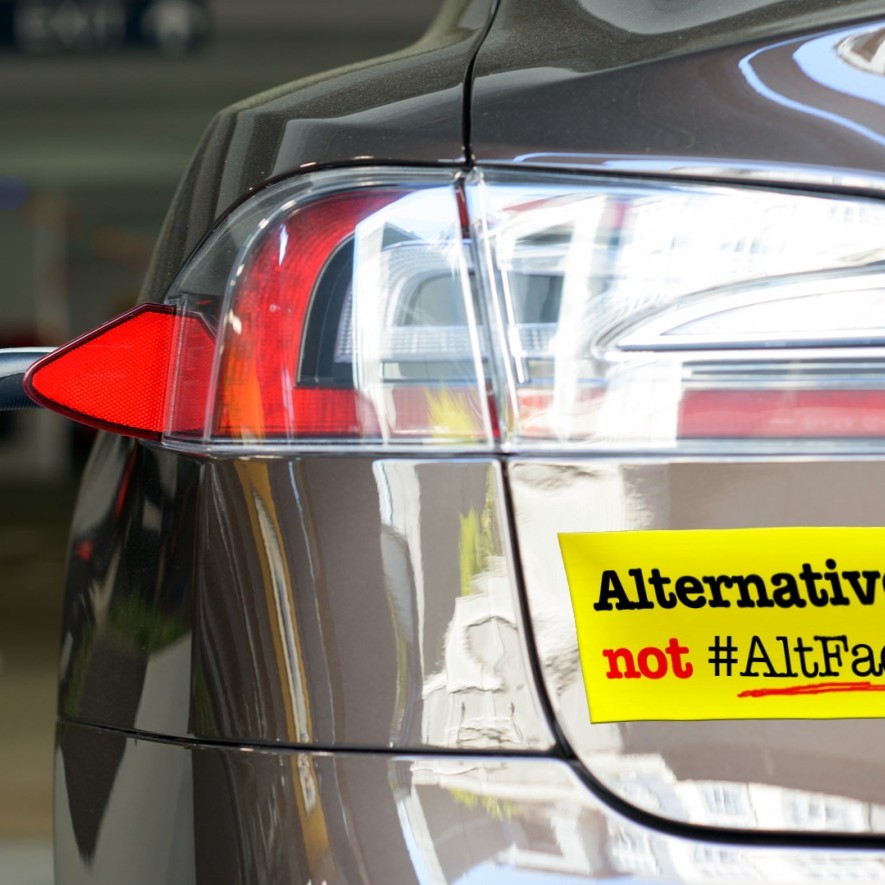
561, 526, 885, 722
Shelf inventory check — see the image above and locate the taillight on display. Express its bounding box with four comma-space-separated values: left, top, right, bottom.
468, 170, 885, 451
25, 167, 885, 452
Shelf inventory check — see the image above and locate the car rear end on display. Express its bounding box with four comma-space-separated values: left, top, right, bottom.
33, 0, 885, 881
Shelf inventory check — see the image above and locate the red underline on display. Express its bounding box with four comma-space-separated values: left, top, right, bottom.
738, 681, 885, 698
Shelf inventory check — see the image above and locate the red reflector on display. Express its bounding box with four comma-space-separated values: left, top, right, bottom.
24, 304, 215, 439
679, 389, 885, 438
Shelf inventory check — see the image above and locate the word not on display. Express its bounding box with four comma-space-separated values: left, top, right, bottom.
602, 637, 693, 679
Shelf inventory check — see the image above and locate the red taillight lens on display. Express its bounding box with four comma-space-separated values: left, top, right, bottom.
212, 190, 398, 440
24, 304, 214, 439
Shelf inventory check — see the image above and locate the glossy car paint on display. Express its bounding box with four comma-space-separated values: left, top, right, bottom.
62, 442, 551, 750
55, 723, 885, 884
53, 0, 885, 881
471, 0, 885, 188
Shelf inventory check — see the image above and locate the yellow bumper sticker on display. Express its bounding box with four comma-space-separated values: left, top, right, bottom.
559, 527, 885, 723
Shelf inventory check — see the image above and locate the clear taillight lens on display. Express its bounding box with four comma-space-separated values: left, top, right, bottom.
25, 167, 885, 452
469, 170, 885, 450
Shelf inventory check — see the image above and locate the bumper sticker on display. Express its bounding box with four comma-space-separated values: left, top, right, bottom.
559, 527, 885, 722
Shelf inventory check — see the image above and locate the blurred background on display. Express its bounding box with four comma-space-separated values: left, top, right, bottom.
0, 0, 442, 879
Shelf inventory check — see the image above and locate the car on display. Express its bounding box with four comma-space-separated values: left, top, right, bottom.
8, 0, 885, 881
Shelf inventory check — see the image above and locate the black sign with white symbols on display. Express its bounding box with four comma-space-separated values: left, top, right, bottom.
1, 0, 209, 54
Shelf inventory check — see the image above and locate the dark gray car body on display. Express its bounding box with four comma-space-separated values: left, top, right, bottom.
55, 1, 885, 881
